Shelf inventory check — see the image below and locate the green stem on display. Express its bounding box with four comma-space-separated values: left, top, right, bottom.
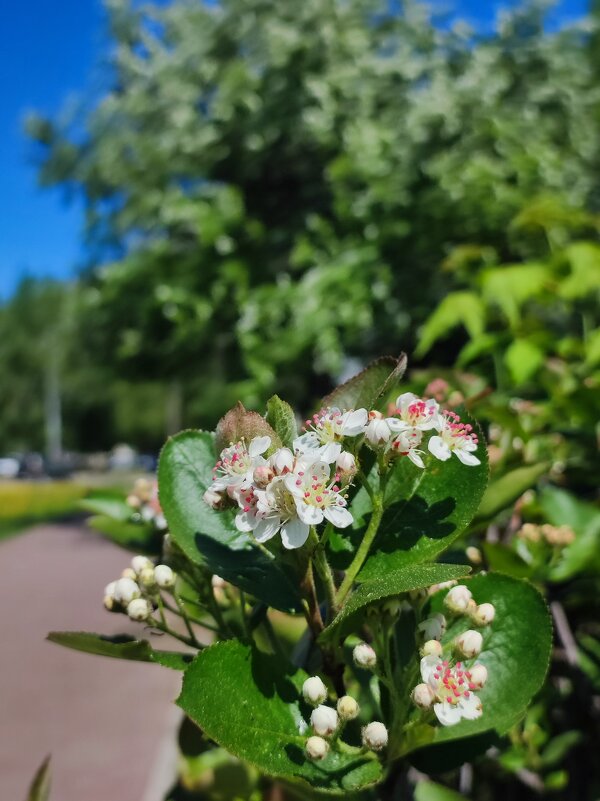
335, 495, 384, 606
172, 592, 202, 648
311, 531, 338, 621
149, 617, 201, 650
357, 469, 376, 503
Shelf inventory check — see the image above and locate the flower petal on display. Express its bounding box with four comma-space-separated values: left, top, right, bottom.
280, 519, 310, 549
459, 693, 483, 720
428, 435, 451, 461
295, 500, 324, 526
420, 655, 442, 683
341, 408, 368, 435
249, 436, 271, 457
324, 505, 353, 528
408, 450, 425, 469
433, 702, 462, 726
319, 442, 342, 463
385, 417, 408, 431
455, 449, 481, 466
253, 518, 280, 543
235, 511, 257, 532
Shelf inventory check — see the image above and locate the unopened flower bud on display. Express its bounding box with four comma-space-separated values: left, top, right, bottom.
270, 448, 294, 474
444, 584, 473, 614
302, 676, 327, 706
336, 451, 356, 474
353, 642, 377, 669
382, 598, 402, 617
154, 564, 176, 589
466, 546, 482, 564
469, 663, 488, 688
103, 595, 115, 611
203, 487, 223, 509
127, 598, 151, 621
127, 494, 141, 509
114, 577, 140, 604
212, 574, 226, 589
310, 705, 338, 736
121, 567, 137, 581
362, 721, 388, 751
305, 735, 329, 760
456, 629, 483, 658
131, 555, 152, 574
412, 683, 435, 709
421, 639, 443, 658
471, 603, 495, 626
138, 567, 156, 588
155, 514, 167, 531
365, 412, 391, 446
104, 581, 117, 599
253, 465, 274, 487
337, 696, 360, 720
417, 613, 446, 641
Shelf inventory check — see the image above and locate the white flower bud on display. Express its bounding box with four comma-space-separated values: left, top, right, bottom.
466, 546, 482, 564
127, 598, 152, 621
302, 676, 328, 706
103, 595, 115, 611
365, 412, 391, 446
138, 567, 156, 588
353, 642, 377, 669
337, 695, 360, 720
155, 514, 167, 531
362, 721, 388, 751
104, 581, 117, 599
310, 705, 338, 736
211, 574, 226, 589
412, 683, 435, 709
203, 487, 223, 509
428, 579, 457, 596
127, 494, 141, 509
382, 598, 402, 617
131, 555, 152, 574
471, 602, 495, 626
121, 567, 137, 581
421, 639, 443, 658
305, 735, 329, 760
270, 447, 294, 475
253, 465, 274, 487
114, 577, 140, 604
456, 629, 483, 658
154, 564, 176, 589
336, 451, 356, 474
469, 663, 488, 689
444, 584, 473, 614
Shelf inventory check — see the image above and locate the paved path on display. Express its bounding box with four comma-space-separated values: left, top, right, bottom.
0, 521, 183, 801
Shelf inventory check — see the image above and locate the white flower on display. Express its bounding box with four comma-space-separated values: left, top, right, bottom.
420, 657, 484, 726
364, 411, 391, 445
469, 663, 488, 689
154, 564, 176, 589
421, 639, 443, 657
336, 450, 356, 475
353, 642, 377, 668
417, 613, 446, 641
285, 461, 353, 529
387, 392, 440, 432
127, 598, 152, 621
456, 630, 483, 658
337, 696, 360, 720
390, 428, 426, 468
362, 721, 388, 750
294, 407, 367, 462
471, 602, 495, 626
412, 683, 435, 709
444, 585, 473, 614
211, 436, 271, 492
310, 705, 338, 736
305, 735, 329, 760
114, 577, 140, 604
428, 410, 480, 466
302, 676, 328, 706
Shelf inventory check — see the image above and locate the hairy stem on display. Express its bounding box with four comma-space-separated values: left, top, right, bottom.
335, 495, 384, 605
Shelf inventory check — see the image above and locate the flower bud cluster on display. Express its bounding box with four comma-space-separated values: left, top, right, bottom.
443, 585, 496, 628
102, 554, 177, 621
126, 478, 167, 531
517, 523, 575, 547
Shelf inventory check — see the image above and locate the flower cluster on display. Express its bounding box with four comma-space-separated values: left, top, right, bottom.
300, 674, 388, 761
126, 478, 167, 530
103, 554, 176, 621
412, 585, 495, 726
517, 522, 575, 547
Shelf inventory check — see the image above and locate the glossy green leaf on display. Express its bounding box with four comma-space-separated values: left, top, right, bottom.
476, 463, 549, 521
86, 515, 161, 555
320, 354, 407, 412
415, 781, 469, 801
266, 395, 298, 449
158, 430, 302, 612
401, 574, 552, 756
178, 640, 383, 794
27, 756, 51, 801
47, 631, 192, 670
320, 564, 471, 644
357, 415, 488, 579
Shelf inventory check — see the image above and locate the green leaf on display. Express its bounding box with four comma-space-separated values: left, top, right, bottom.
266, 395, 298, 448
416, 293, 485, 357
481, 263, 549, 327
402, 574, 552, 756
47, 631, 193, 670
158, 430, 302, 612
86, 515, 161, 555
320, 564, 471, 644
415, 781, 469, 801
540, 487, 600, 581
27, 756, 51, 801
504, 339, 545, 385
177, 640, 383, 794
476, 463, 549, 521
320, 354, 407, 412
357, 414, 488, 579
540, 731, 582, 767
215, 402, 281, 452
79, 491, 132, 521
481, 543, 532, 579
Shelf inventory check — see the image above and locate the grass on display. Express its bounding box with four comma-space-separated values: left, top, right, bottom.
0, 480, 89, 542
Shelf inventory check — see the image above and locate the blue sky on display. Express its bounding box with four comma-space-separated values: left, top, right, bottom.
0, 0, 590, 300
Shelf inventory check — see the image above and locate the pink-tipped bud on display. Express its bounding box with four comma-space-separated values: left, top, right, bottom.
253, 465, 274, 487
469, 663, 488, 688
270, 448, 294, 474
